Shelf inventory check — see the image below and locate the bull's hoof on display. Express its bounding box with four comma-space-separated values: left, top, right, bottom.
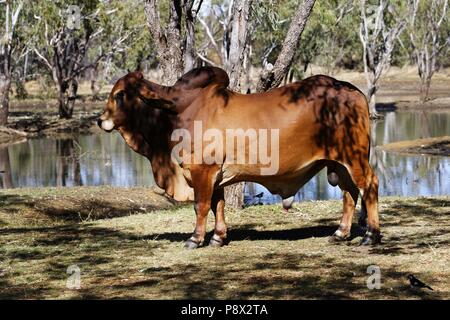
184, 238, 202, 249
208, 235, 224, 247
359, 230, 382, 246
329, 229, 350, 243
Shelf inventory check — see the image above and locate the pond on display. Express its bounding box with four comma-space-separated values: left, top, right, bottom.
0, 111, 449, 205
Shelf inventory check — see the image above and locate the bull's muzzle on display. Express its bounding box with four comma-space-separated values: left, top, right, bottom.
97, 117, 115, 132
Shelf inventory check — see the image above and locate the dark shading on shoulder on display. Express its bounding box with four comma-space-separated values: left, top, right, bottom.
305, 74, 364, 95
284, 74, 365, 103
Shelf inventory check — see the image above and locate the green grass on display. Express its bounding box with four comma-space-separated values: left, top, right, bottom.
0, 186, 449, 299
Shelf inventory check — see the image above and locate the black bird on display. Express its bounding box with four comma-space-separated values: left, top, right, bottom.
407, 274, 433, 290
254, 192, 264, 199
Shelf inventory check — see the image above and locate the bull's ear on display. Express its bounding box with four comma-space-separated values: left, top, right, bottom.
137, 81, 160, 100
137, 81, 177, 114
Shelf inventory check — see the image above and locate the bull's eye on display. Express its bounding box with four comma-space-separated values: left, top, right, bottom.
115, 90, 125, 100
115, 90, 125, 108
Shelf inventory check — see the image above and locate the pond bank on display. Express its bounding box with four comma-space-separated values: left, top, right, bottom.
377, 136, 450, 156
0, 99, 103, 146
0, 186, 448, 299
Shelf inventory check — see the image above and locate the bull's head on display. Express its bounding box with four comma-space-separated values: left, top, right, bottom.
97, 71, 194, 202
98, 71, 176, 132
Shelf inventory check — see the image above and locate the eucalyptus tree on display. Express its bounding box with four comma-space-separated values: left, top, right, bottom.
88, 0, 151, 100
0, 0, 24, 125
143, 0, 204, 85
407, 0, 449, 102
32, 0, 131, 119
256, 0, 315, 92
359, 0, 408, 117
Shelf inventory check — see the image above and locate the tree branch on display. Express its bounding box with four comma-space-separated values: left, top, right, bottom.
256, 0, 316, 92
33, 48, 53, 71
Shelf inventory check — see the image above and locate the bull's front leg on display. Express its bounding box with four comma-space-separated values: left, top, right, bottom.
209, 188, 227, 247
184, 166, 216, 249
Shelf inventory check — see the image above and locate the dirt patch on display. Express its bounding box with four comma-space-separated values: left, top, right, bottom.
0, 186, 176, 224
377, 136, 450, 156
0, 186, 448, 299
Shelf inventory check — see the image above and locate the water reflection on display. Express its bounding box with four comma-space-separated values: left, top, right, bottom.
245, 111, 450, 204
0, 112, 448, 203
56, 139, 81, 186
0, 147, 14, 188
2, 133, 155, 188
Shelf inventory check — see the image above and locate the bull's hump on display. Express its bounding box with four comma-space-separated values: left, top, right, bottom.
174, 67, 229, 90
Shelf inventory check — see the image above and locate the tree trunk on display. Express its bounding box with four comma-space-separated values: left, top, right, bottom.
420, 75, 432, 103
366, 83, 378, 117
226, 0, 253, 90
223, 0, 254, 208
183, 0, 198, 73
58, 79, 78, 119
90, 79, 101, 101
144, 0, 184, 85
0, 75, 11, 126
256, 0, 316, 92
224, 183, 245, 209
90, 67, 101, 101
224, 0, 315, 208
368, 93, 377, 117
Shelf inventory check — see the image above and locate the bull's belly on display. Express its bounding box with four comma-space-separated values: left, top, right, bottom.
218, 160, 326, 198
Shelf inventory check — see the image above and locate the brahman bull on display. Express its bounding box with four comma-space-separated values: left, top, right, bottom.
98, 67, 380, 249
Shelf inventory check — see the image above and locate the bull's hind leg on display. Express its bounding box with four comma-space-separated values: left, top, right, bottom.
359, 167, 381, 245
328, 161, 380, 245
344, 163, 380, 245
209, 188, 227, 247
327, 162, 359, 242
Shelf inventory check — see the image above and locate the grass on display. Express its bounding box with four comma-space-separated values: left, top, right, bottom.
0, 186, 449, 299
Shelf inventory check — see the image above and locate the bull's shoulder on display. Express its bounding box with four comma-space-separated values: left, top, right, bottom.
174, 67, 229, 91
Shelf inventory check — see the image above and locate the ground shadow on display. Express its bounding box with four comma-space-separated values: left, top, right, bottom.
135, 223, 366, 244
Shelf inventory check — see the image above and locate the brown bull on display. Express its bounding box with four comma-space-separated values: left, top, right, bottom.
98, 67, 381, 249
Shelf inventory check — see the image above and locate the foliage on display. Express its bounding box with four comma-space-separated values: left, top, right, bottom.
2, 0, 449, 91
